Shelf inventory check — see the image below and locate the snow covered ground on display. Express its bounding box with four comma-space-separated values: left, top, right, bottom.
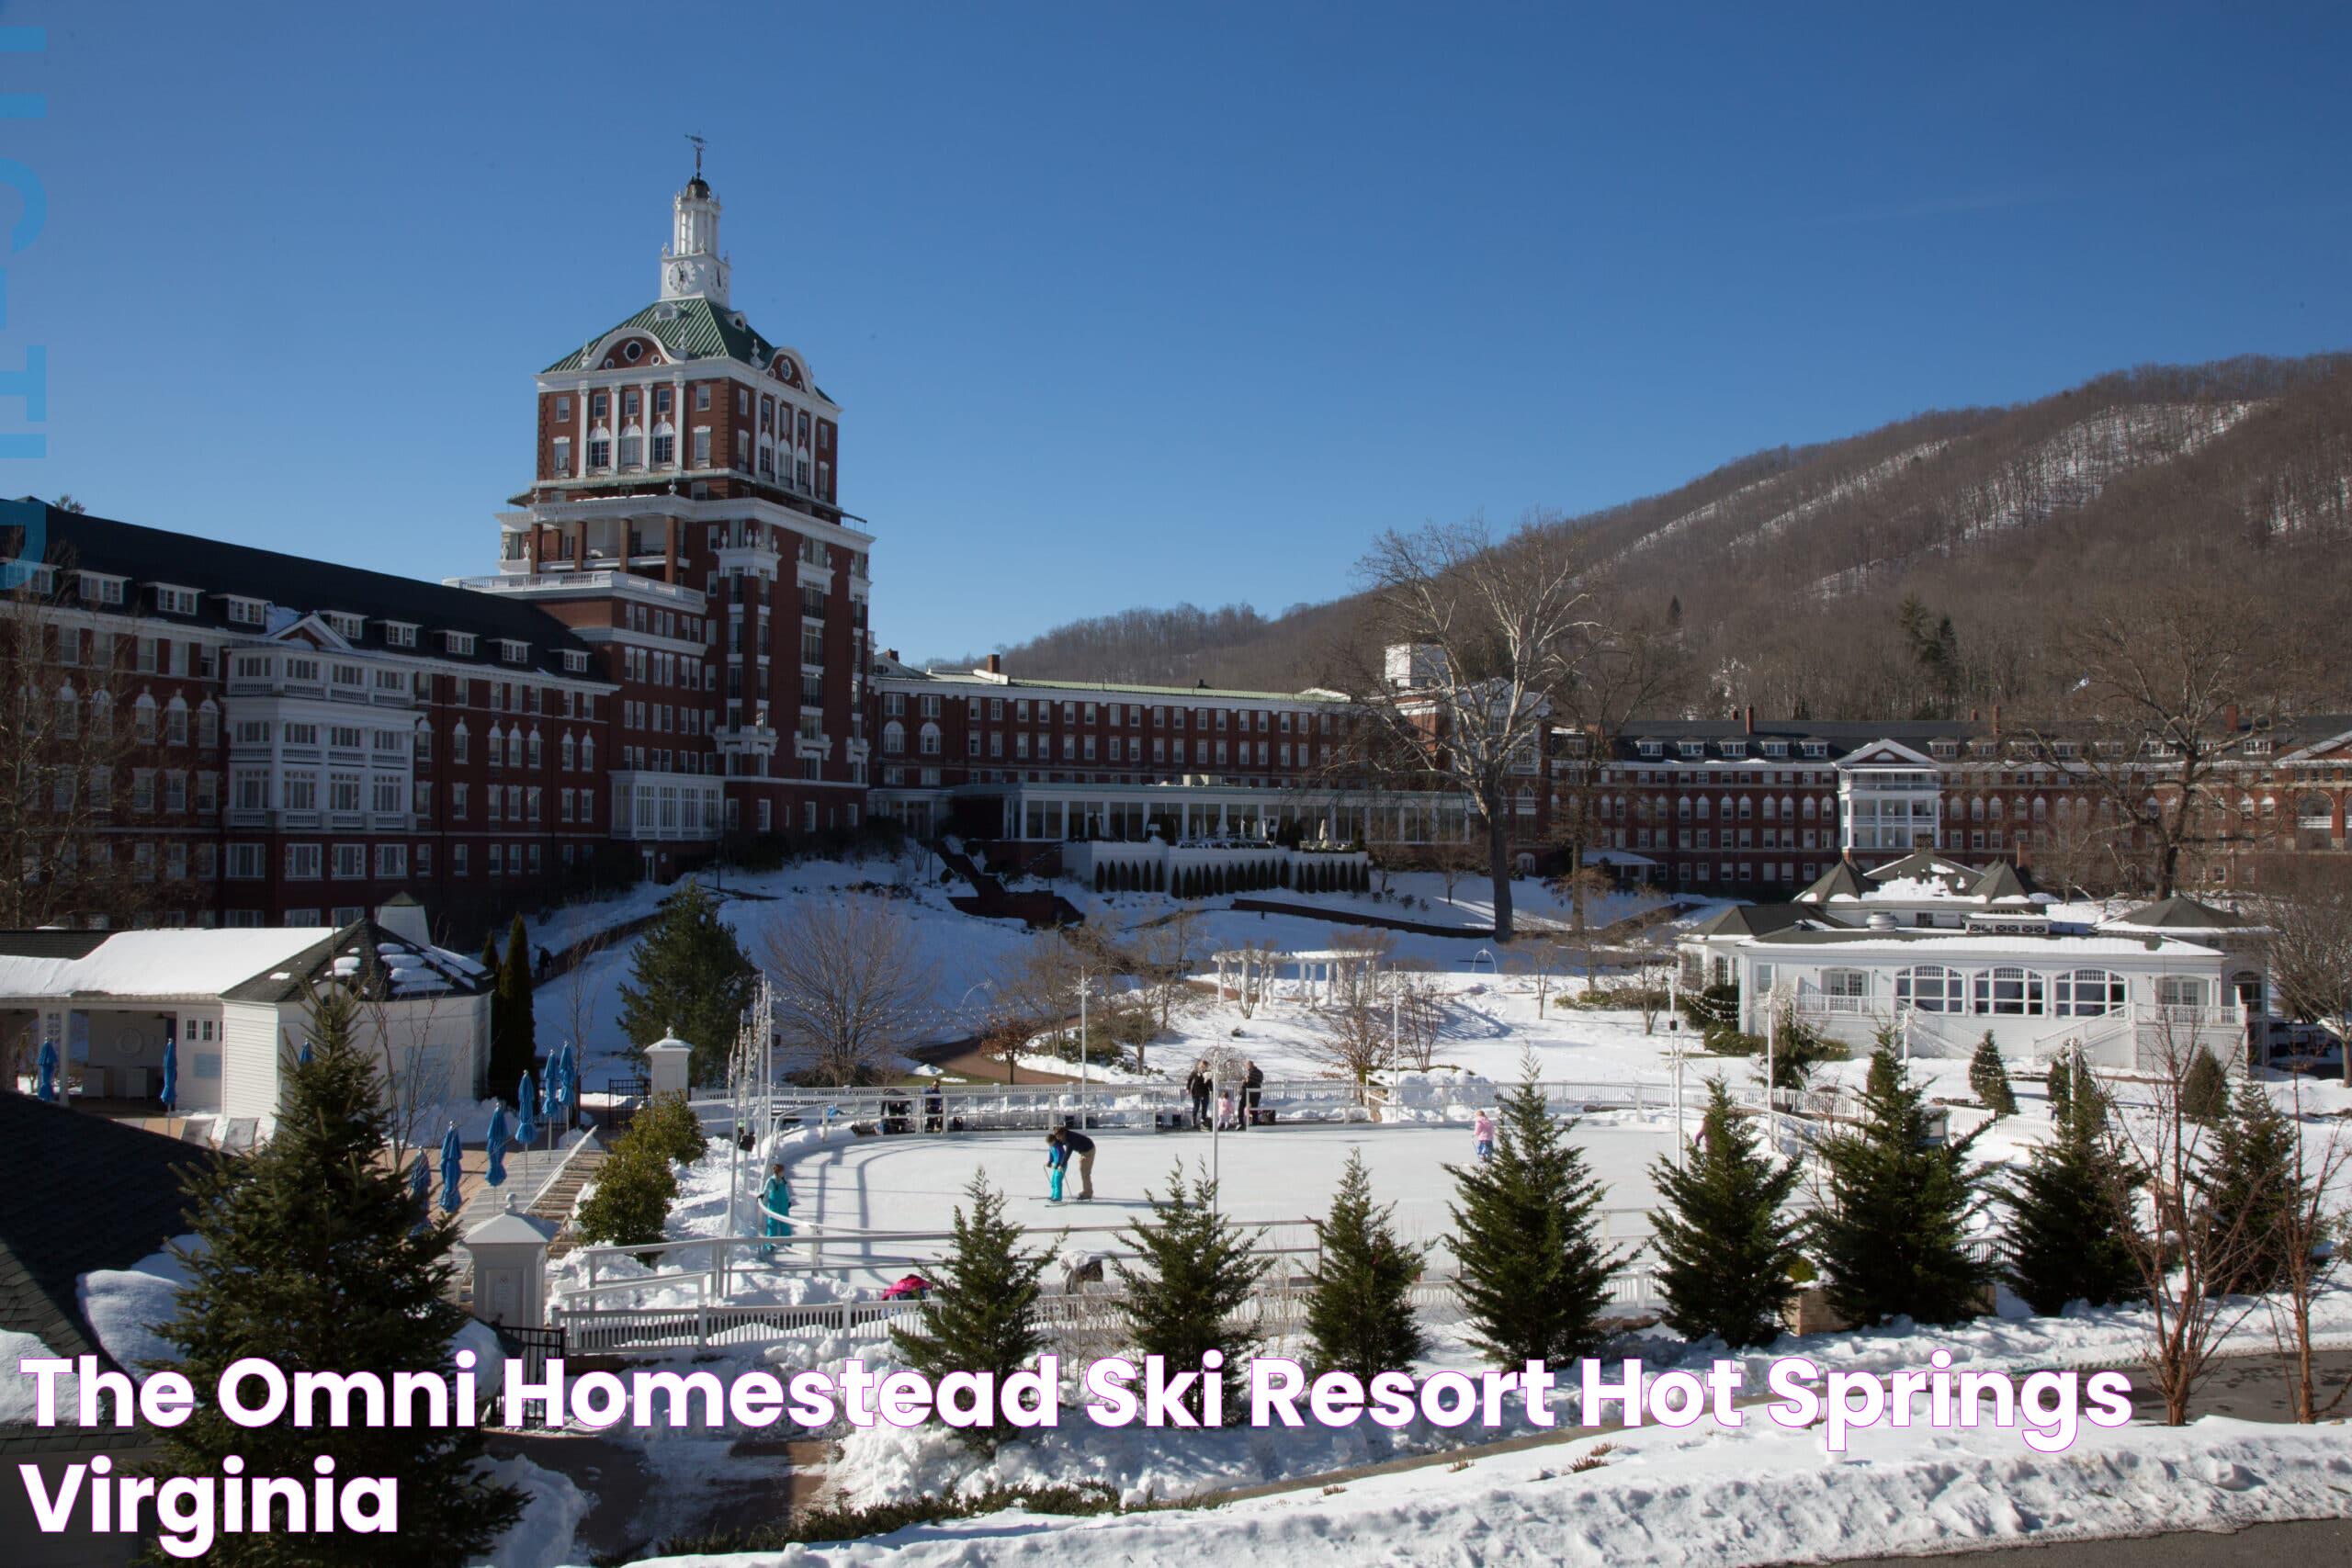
631, 1413, 2352, 1568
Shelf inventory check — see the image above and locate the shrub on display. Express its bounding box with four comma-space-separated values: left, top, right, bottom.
571, 1138, 676, 1249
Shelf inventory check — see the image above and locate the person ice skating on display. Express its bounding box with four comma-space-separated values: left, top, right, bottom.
760, 1162, 793, 1256
1242, 1058, 1264, 1130
1187, 1060, 1212, 1129
1061, 1124, 1097, 1201
924, 1083, 944, 1134
1216, 1089, 1237, 1131
1473, 1108, 1496, 1164
1046, 1128, 1069, 1203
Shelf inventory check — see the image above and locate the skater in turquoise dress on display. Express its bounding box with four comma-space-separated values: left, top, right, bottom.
1046, 1129, 1069, 1203
761, 1162, 794, 1255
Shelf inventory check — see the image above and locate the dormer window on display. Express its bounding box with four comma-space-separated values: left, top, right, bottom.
1678, 741, 1704, 759
382, 622, 417, 649
2242, 738, 2271, 756
225, 596, 266, 627
153, 584, 198, 616
1761, 740, 1789, 759
562, 650, 589, 673
323, 612, 365, 641
1930, 740, 1959, 759
1721, 740, 1746, 760
1636, 740, 1663, 759
499, 639, 530, 664
78, 571, 127, 606
1801, 741, 1830, 759
443, 631, 476, 656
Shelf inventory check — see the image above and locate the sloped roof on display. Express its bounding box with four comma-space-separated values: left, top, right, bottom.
1689, 901, 1816, 939
542, 297, 834, 400
4, 504, 599, 682
1969, 861, 2036, 902
2107, 895, 2249, 931
1866, 851, 1976, 891
0, 929, 328, 1000
0, 1098, 210, 1376
1797, 862, 1866, 903
219, 919, 492, 1005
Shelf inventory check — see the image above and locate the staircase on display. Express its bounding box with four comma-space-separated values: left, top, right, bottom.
537, 1145, 606, 1260
935, 840, 1082, 929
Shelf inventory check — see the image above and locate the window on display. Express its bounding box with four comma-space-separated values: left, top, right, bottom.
1972, 966, 2044, 1016
1895, 964, 1963, 1013
2156, 976, 2209, 1011
332, 843, 367, 878
2053, 969, 2124, 1018
155, 585, 198, 615
285, 843, 322, 880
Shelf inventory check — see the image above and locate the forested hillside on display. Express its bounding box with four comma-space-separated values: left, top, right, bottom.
939, 354, 2352, 718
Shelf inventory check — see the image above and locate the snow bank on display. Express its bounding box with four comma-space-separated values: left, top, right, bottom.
75, 1236, 199, 1373
471, 1452, 590, 1568
2, 1330, 75, 1425
628, 1414, 2352, 1567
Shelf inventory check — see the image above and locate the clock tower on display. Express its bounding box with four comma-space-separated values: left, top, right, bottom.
661, 169, 729, 305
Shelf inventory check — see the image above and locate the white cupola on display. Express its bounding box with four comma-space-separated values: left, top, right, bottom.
661, 161, 730, 306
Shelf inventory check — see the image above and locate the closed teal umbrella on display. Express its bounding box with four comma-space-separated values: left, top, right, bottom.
34, 1039, 58, 1102
514, 1071, 537, 1147
438, 1122, 462, 1213
159, 1033, 178, 1113
485, 1103, 509, 1188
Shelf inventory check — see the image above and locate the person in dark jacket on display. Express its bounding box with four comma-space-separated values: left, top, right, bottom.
1059, 1124, 1097, 1200
1242, 1059, 1265, 1129
1187, 1060, 1212, 1129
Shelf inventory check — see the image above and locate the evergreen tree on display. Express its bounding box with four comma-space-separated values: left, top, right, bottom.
616, 880, 755, 1083
2199, 1079, 2301, 1296
2181, 1048, 2229, 1125
890, 1174, 1050, 1452
1448, 1063, 1619, 1366
491, 914, 537, 1096
1301, 1150, 1427, 1381
2045, 1056, 2073, 1125
480, 936, 507, 1081
2004, 1090, 2142, 1314
145, 987, 522, 1566
1811, 1046, 1992, 1327
1114, 1164, 1269, 1424
1968, 1033, 2018, 1117
1648, 1078, 1804, 1348
572, 1129, 678, 1249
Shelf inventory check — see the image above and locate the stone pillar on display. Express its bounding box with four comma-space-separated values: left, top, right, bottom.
465, 1200, 554, 1329
645, 1034, 692, 1098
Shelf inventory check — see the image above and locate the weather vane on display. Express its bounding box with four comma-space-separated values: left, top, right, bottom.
686, 132, 706, 178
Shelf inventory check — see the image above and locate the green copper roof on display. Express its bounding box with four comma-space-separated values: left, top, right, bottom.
545, 298, 834, 400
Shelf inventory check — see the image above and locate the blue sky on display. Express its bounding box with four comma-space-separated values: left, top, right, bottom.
6, 3, 2349, 659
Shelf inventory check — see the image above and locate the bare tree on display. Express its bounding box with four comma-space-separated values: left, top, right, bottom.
0, 569, 160, 929
1510, 937, 1574, 1019
761, 897, 933, 1087
2102, 1020, 2270, 1424
2019, 587, 2288, 898
2266, 1074, 2350, 1422
1345, 516, 1600, 941
1395, 976, 1445, 1072
2260, 860, 2352, 1085
1130, 910, 1205, 1067
1306, 958, 1393, 1098
1430, 839, 1481, 906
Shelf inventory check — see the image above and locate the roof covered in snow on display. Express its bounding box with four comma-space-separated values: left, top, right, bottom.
0, 1098, 212, 1385
1743, 928, 2222, 958
2103, 895, 2254, 932
0, 921, 492, 1005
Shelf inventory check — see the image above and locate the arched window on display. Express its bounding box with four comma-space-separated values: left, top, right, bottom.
1802, 795, 1816, 820
55, 682, 76, 739
1516, 786, 1536, 818
2031, 797, 2047, 821
919, 722, 941, 757
560, 732, 576, 771
1895, 964, 1963, 1013
1720, 795, 1736, 821
651, 421, 676, 467
1761, 795, 1778, 822
198, 699, 219, 748
1781, 794, 1795, 822
1694, 797, 1710, 820
2052, 969, 2124, 1017
1678, 796, 1693, 820
1737, 795, 1754, 821
1973, 965, 2044, 1016
452, 721, 469, 763
164, 696, 188, 747
588, 424, 612, 468
882, 720, 905, 755
485, 723, 503, 768
580, 736, 594, 773
1969, 795, 1984, 821
526, 729, 543, 767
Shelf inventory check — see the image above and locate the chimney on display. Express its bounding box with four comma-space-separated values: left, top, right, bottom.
884, 649, 899, 662
1990, 704, 2001, 739
1968, 706, 1980, 723
2222, 702, 2240, 735
985, 653, 1003, 675
1742, 704, 1755, 735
